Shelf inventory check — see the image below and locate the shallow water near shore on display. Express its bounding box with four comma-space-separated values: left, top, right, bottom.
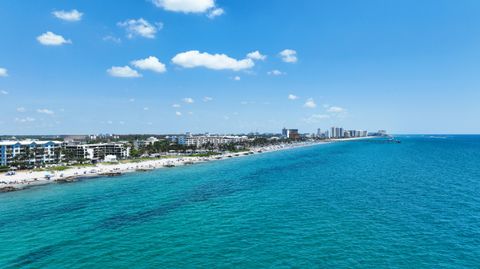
1, 135, 479, 268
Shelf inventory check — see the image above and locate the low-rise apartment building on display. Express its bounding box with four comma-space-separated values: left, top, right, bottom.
0, 140, 63, 167
184, 135, 248, 147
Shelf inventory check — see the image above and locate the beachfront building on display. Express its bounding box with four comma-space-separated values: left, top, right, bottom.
287, 129, 300, 140
316, 129, 330, 139
330, 127, 345, 138
329, 127, 368, 139
348, 130, 368, 137
0, 140, 63, 167
133, 136, 160, 149
185, 135, 248, 148
168, 135, 187, 145
281, 128, 300, 140
63, 143, 130, 162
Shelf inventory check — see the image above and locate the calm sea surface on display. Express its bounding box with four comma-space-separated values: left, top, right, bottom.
1, 135, 479, 268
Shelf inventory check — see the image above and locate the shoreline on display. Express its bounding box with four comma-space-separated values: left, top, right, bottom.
0, 137, 375, 193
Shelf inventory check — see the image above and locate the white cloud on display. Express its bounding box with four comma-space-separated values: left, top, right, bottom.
129, 98, 136, 102
267, 70, 284, 76
143, 107, 149, 111
131, 56, 166, 73
172, 104, 181, 108
119, 121, 125, 125
0, 68, 8, 77
107, 66, 141, 78
37, 31, 71, 46
52, 9, 83, 21
175, 111, 182, 116
152, 0, 215, 13
302, 114, 330, 124
247, 50, 266, 61
304, 98, 316, 108
233, 76, 241, 81
103, 35, 121, 43
183, 97, 194, 104
37, 108, 54, 115
15, 117, 35, 123
17, 107, 26, 112
172, 50, 254, 71
118, 18, 160, 39
280, 49, 297, 63
0, 90, 8, 95
288, 94, 298, 100
207, 8, 224, 19
327, 106, 345, 113
203, 96, 213, 102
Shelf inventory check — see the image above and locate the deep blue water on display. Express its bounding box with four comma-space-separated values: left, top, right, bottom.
1, 135, 479, 268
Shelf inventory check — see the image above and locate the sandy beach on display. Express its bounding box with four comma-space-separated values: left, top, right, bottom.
0, 137, 374, 192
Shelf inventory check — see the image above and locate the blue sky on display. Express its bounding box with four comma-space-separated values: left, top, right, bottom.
1, 0, 479, 135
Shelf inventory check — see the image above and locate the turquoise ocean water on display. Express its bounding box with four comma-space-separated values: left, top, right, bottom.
0, 135, 479, 268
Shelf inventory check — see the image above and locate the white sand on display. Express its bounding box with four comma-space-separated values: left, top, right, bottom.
0, 137, 374, 191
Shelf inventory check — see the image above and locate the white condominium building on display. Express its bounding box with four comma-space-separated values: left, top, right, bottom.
185, 135, 248, 147
64, 143, 130, 162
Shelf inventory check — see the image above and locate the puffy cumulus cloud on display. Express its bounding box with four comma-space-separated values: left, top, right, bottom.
207, 8, 224, 19
183, 97, 194, 104
247, 50, 266, 61
17, 107, 26, 112
267, 70, 285, 76
37, 108, 54, 115
107, 66, 141, 78
302, 114, 330, 124
233, 76, 241, 81
304, 98, 316, 108
0, 90, 8, 95
175, 111, 182, 116
37, 31, 71, 46
131, 56, 166, 73
143, 107, 149, 111
203, 96, 213, 102
280, 49, 297, 63
172, 50, 254, 71
327, 106, 345, 113
52, 9, 83, 21
288, 94, 298, 100
172, 104, 181, 108
118, 18, 161, 39
0, 68, 8, 77
152, 0, 215, 13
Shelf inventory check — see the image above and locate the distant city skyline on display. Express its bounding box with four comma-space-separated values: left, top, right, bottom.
1, 0, 480, 135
